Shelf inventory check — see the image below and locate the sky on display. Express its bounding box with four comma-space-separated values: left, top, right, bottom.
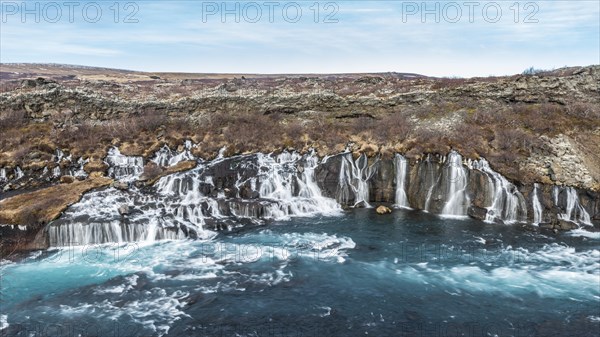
1, 0, 599, 77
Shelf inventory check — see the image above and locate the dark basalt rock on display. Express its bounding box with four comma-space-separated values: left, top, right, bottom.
369, 159, 395, 203
315, 154, 344, 200
468, 206, 488, 221
0, 224, 48, 259
467, 170, 492, 209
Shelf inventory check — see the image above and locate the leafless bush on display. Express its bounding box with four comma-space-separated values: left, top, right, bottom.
0, 110, 26, 131
566, 102, 600, 119
0, 81, 21, 93
12, 145, 31, 162
431, 78, 468, 90
136, 108, 167, 131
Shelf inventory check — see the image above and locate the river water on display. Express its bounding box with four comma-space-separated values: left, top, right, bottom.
1, 209, 599, 337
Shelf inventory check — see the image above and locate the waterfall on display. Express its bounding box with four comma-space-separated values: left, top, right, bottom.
46, 149, 88, 179
473, 159, 526, 223
532, 184, 543, 225
48, 220, 189, 246
555, 186, 592, 226
337, 153, 377, 207
52, 166, 61, 178
422, 155, 443, 212
440, 151, 469, 217
70, 157, 89, 178
257, 151, 341, 218
0, 168, 6, 182
14, 167, 24, 180
394, 154, 410, 208
105, 147, 144, 181
152, 140, 195, 167
47, 151, 340, 247
54, 149, 65, 162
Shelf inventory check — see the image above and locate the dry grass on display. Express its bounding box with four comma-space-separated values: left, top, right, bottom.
0, 176, 112, 225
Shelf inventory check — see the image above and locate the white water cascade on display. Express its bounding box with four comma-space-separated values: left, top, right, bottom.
255, 151, 341, 219
473, 159, 527, 223
152, 140, 195, 167
440, 151, 470, 217
105, 147, 144, 181
532, 183, 543, 225
394, 154, 410, 208
337, 153, 378, 207
49, 149, 89, 179
423, 155, 442, 212
70, 157, 89, 178
48, 152, 340, 247
554, 186, 592, 226
0, 168, 6, 182
14, 167, 23, 180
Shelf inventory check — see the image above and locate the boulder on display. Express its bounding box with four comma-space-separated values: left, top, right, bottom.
467, 206, 488, 221
113, 181, 129, 190
376, 205, 392, 214
118, 204, 130, 216
558, 220, 578, 230
60, 175, 75, 184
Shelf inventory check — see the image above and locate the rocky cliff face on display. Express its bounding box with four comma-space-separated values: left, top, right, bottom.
2, 147, 599, 255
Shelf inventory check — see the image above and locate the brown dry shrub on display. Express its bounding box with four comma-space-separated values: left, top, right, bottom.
0, 110, 26, 131
431, 78, 467, 90
566, 102, 600, 119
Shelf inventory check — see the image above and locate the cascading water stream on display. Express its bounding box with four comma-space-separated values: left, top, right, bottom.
105, 147, 144, 181
473, 159, 527, 223
337, 153, 378, 207
152, 140, 196, 167
47, 152, 341, 247
440, 151, 470, 217
13, 167, 23, 180
257, 152, 341, 219
393, 154, 410, 208
554, 186, 592, 226
423, 155, 442, 212
532, 184, 543, 225
44, 149, 595, 248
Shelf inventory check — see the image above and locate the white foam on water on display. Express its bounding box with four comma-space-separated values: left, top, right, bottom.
567, 229, 600, 240
318, 306, 332, 317
59, 288, 189, 337
588, 316, 600, 322
384, 243, 599, 301
252, 231, 356, 264
94, 274, 139, 295
0, 315, 8, 331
